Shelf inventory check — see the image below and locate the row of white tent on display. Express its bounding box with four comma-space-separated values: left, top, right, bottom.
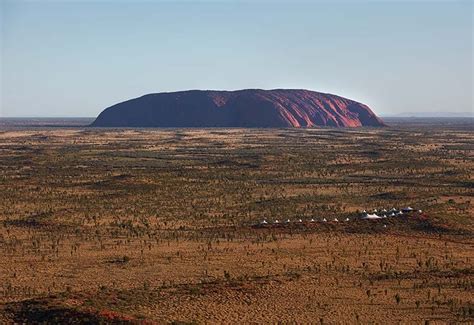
361, 207, 421, 220
258, 207, 422, 224
260, 217, 350, 225
362, 207, 419, 214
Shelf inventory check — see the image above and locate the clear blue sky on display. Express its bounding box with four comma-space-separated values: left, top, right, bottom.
1, 0, 472, 117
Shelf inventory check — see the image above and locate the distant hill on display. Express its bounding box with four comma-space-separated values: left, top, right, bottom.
382, 112, 473, 118
91, 89, 386, 128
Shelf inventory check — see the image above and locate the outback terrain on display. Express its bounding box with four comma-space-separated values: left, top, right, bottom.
0, 121, 472, 323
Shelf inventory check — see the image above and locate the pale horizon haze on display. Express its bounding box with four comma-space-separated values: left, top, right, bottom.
1, 0, 473, 118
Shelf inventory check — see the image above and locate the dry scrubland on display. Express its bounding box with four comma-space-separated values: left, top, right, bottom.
0, 125, 473, 324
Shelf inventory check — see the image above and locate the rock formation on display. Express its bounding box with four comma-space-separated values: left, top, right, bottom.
91, 89, 385, 127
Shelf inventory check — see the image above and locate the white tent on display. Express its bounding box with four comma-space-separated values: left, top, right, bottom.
334, 218, 339, 222
390, 212, 396, 217
274, 219, 280, 224
310, 218, 315, 222
345, 218, 350, 222
285, 219, 291, 223
322, 218, 327, 222
362, 213, 382, 220
261, 220, 268, 225
298, 219, 303, 223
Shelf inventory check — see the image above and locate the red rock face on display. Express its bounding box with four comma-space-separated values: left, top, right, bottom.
91, 89, 386, 127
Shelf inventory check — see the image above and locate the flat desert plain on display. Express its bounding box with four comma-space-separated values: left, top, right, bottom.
0, 123, 473, 324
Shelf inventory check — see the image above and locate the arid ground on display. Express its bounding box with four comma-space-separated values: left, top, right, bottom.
0, 121, 473, 324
